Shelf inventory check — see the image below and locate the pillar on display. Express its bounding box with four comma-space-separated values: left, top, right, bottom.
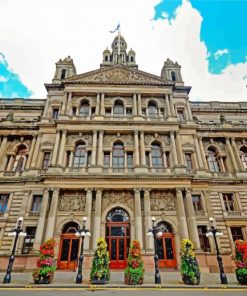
84, 189, 93, 252
176, 189, 189, 239
133, 94, 137, 116
175, 132, 184, 165
58, 130, 67, 166
137, 94, 142, 116
95, 93, 100, 115
226, 138, 238, 171
185, 189, 201, 250
51, 131, 61, 165
65, 92, 72, 115
97, 130, 104, 166
140, 131, 146, 166
134, 131, 140, 166
0, 136, 8, 160
33, 189, 50, 251
169, 95, 175, 116
186, 99, 193, 120
198, 137, 208, 169
69, 151, 74, 167
134, 189, 143, 248
193, 135, 204, 169
100, 93, 105, 116
143, 189, 153, 251
93, 189, 102, 250
91, 130, 98, 166
45, 189, 59, 239
231, 138, 243, 171
170, 131, 178, 166
165, 94, 171, 117
61, 93, 68, 115
31, 134, 42, 168
26, 136, 37, 169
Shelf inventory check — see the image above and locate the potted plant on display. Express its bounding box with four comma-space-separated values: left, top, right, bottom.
234, 240, 247, 285
180, 239, 200, 285
124, 240, 144, 285
32, 238, 56, 284
90, 237, 110, 284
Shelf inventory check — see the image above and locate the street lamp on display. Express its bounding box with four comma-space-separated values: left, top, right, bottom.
75, 216, 91, 284
3, 216, 26, 284
206, 217, 228, 285
147, 216, 163, 284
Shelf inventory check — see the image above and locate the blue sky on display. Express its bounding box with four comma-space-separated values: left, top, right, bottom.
0, 0, 246, 100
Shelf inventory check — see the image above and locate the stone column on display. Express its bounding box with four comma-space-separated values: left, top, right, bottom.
226, 138, 238, 171
45, 189, 59, 239
33, 189, 50, 251
93, 189, 102, 250
91, 130, 98, 166
134, 131, 140, 166
0, 136, 8, 160
198, 137, 208, 169
51, 131, 61, 166
165, 94, 171, 117
186, 99, 193, 120
97, 130, 104, 166
185, 189, 201, 250
65, 92, 72, 115
100, 93, 105, 116
231, 138, 243, 171
31, 134, 42, 168
134, 189, 143, 248
162, 147, 167, 168
133, 94, 137, 116
170, 131, 178, 166
143, 189, 153, 251
137, 94, 142, 116
176, 189, 189, 239
140, 131, 146, 166
84, 189, 93, 252
226, 226, 235, 253
95, 93, 100, 115
69, 151, 74, 167
25, 136, 37, 169
175, 132, 184, 165
58, 130, 67, 166
61, 93, 68, 115
193, 135, 204, 169
169, 95, 175, 116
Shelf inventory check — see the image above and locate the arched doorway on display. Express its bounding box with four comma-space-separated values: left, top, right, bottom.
57, 222, 80, 270
156, 221, 177, 268
106, 207, 130, 269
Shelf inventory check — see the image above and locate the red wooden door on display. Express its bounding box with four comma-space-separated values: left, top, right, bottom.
156, 233, 177, 268
106, 222, 130, 269
57, 234, 79, 270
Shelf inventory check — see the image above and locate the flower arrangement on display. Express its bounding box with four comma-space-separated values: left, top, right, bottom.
234, 240, 247, 285
180, 239, 200, 285
90, 237, 110, 284
124, 240, 144, 285
33, 238, 56, 284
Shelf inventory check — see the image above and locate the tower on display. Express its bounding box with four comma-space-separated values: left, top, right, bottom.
52, 56, 77, 84
161, 58, 184, 85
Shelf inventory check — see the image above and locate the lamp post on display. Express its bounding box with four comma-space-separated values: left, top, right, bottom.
3, 216, 26, 284
75, 216, 91, 284
147, 216, 163, 284
206, 217, 228, 285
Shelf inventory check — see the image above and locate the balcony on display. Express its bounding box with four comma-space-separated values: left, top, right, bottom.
194, 210, 207, 217
223, 210, 245, 217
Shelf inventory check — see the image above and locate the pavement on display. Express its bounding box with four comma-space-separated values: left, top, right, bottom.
0, 271, 246, 289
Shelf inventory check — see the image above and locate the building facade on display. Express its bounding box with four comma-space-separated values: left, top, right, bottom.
0, 34, 247, 273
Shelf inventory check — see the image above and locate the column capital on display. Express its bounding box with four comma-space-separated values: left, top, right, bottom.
134, 188, 141, 194
143, 188, 151, 193
134, 130, 139, 135
85, 188, 93, 193
175, 188, 183, 195
96, 188, 103, 194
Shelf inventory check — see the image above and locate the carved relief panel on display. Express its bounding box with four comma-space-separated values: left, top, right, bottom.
59, 191, 86, 212
103, 134, 134, 146
144, 134, 170, 146
150, 190, 176, 211
102, 190, 134, 212
67, 133, 93, 146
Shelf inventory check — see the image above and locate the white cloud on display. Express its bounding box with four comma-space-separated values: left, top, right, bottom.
0, 76, 7, 82
0, 0, 246, 101
214, 49, 229, 60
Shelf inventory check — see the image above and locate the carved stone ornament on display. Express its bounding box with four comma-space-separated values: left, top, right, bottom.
150, 191, 176, 211
144, 134, 170, 146
68, 133, 93, 145
102, 191, 134, 211
59, 193, 86, 212
104, 134, 133, 146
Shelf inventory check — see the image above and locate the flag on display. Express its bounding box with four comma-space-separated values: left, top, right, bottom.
109, 23, 120, 33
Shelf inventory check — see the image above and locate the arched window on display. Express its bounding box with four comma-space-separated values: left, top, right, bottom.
240, 146, 247, 169
61, 69, 66, 79
151, 142, 163, 168
73, 142, 86, 167
156, 221, 173, 233
113, 100, 124, 117
112, 142, 124, 168
207, 147, 220, 172
148, 102, 158, 118
79, 100, 90, 117
106, 207, 129, 222
62, 222, 79, 234
13, 144, 27, 173
171, 71, 176, 82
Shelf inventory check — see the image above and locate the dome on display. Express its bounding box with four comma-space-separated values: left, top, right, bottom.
111, 34, 127, 51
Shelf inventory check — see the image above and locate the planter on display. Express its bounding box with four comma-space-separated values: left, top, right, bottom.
236, 269, 247, 285
91, 275, 107, 284
182, 274, 200, 285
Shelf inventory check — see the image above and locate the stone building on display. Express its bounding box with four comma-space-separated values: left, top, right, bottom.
0, 34, 247, 273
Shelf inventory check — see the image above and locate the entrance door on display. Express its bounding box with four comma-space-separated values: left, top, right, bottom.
106, 208, 130, 269
156, 222, 177, 268
57, 222, 80, 270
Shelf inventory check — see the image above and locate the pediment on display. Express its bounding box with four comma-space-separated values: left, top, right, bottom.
64, 64, 169, 86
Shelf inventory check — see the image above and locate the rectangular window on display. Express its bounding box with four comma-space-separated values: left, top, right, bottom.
126, 108, 132, 117
0, 194, 9, 213
160, 108, 164, 116
185, 153, 193, 171
145, 152, 150, 167
177, 109, 185, 122
104, 152, 110, 167
231, 227, 244, 242
91, 107, 96, 115
31, 195, 42, 213
42, 152, 51, 169
165, 152, 170, 168
127, 152, 133, 168
72, 107, 77, 116
142, 108, 146, 116
223, 193, 235, 212
197, 226, 210, 252
52, 108, 59, 118
105, 108, 111, 116
22, 227, 36, 254
87, 152, 91, 166
192, 195, 203, 211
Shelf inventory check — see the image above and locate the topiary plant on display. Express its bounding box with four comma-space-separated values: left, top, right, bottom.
180, 239, 200, 285
90, 237, 110, 284
124, 240, 144, 285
